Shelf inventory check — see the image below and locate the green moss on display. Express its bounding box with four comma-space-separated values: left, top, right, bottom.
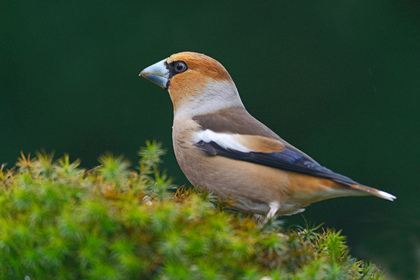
0, 142, 386, 279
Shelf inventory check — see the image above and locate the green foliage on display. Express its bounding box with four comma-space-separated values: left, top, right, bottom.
0, 142, 386, 279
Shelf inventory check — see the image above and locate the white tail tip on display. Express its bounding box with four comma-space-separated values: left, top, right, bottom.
376, 190, 397, 201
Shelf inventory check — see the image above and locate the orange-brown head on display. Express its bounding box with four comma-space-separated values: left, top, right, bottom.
140, 52, 244, 117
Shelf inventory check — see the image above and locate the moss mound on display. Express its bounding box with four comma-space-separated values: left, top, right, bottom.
0, 141, 385, 279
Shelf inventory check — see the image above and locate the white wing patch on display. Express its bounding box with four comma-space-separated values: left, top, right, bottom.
193, 129, 253, 153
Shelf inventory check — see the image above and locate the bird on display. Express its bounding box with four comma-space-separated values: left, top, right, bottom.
139, 51, 396, 217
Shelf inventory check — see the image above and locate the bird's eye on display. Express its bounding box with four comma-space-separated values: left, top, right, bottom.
174, 61, 187, 73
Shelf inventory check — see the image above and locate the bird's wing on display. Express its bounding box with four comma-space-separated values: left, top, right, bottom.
193, 131, 360, 187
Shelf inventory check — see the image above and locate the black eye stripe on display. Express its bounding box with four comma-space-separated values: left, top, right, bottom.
167, 60, 188, 81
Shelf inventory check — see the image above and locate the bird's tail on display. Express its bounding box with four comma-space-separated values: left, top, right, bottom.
350, 184, 396, 201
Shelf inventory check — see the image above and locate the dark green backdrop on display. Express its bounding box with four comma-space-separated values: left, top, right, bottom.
2, 1, 419, 278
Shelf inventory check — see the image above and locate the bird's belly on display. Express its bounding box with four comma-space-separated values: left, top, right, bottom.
174, 144, 306, 215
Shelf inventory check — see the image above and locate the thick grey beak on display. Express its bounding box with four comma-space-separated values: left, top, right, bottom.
139, 58, 169, 89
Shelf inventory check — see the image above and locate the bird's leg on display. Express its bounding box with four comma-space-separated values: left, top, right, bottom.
267, 202, 280, 218
258, 202, 280, 225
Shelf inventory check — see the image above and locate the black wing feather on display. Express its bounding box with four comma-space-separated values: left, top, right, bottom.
195, 141, 360, 187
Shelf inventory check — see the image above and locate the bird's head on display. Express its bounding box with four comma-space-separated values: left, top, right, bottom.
140, 52, 244, 117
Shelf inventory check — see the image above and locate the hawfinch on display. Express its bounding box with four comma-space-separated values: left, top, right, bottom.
139, 51, 396, 217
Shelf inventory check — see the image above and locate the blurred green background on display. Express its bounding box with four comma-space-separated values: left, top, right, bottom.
2, 1, 419, 278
